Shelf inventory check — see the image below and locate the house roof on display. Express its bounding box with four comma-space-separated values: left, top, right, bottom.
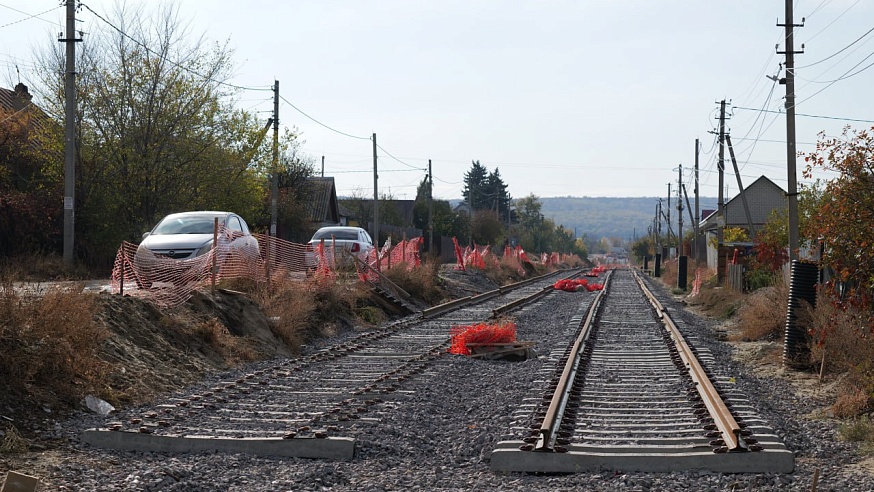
0, 83, 33, 113
304, 176, 340, 224
700, 175, 786, 231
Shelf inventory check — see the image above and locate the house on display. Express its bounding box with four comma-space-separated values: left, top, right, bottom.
699, 175, 787, 269
303, 176, 341, 227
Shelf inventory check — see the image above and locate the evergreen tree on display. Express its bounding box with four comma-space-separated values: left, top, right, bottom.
462, 160, 489, 210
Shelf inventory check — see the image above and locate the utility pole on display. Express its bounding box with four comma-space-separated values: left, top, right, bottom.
428, 159, 434, 254
726, 135, 756, 235
666, 182, 672, 254
717, 100, 726, 256
678, 165, 683, 255
321, 155, 324, 177
61, 0, 80, 267
779, 1, 803, 261
372, 133, 379, 245
271, 80, 279, 237
694, 138, 700, 260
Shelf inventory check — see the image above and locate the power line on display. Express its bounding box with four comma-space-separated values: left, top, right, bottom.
803, 0, 864, 44
375, 143, 425, 171
733, 105, 874, 124
0, 5, 61, 30
277, 94, 370, 141
796, 25, 874, 69
79, 3, 273, 94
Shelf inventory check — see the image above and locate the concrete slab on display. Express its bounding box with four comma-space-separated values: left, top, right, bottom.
82, 429, 354, 459
1, 471, 41, 492
490, 441, 795, 473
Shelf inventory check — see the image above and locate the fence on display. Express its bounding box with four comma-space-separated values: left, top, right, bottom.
111, 226, 424, 308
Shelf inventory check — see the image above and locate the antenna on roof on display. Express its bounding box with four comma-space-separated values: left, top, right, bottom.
15, 65, 20, 85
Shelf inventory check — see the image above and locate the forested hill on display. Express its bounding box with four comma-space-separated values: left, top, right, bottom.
540, 196, 718, 242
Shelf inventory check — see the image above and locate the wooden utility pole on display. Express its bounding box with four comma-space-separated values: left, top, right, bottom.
321, 155, 325, 177
666, 183, 672, 253
372, 133, 379, 245
726, 135, 756, 235
779, 0, 803, 261
61, 0, 80, 266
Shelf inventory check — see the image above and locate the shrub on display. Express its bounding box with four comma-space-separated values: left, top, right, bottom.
734, 274, 788, 341
382, 259, 445, 305
0, 281, 109, 406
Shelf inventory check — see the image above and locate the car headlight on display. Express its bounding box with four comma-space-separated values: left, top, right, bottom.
196, 240, 214, 257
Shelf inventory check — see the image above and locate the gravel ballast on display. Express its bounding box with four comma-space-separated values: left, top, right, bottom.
20, 277, 874, 491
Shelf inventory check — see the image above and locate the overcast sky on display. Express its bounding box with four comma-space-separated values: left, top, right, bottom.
2, 1, 872, 202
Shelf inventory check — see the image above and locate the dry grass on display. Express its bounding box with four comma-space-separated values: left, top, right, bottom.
734, 275, 789, 341
192, 318, 259, 364
0, 424, 29, 454
383, 259, 445, 305
0, 280, 109, 406
688, 283, 745, 320
253, 276, 365, 351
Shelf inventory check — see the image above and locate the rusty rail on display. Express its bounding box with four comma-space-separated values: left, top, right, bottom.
535, 270, 612, 452
632, 269, 746, 453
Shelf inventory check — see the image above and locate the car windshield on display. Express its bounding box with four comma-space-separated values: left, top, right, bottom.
312, 229, 358, 241
153, 215, 225, 235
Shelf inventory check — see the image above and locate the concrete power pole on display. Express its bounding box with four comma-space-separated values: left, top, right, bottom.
694, 138, 700, 260
271, 80, 279, 237
372, 133, 379, 245
779, 0, 803, 261
678, 165, 683, 255
428, 159, 434, 254
717, 100, 726, 256
666, 183, 671, 253
61, 0, 80, 266
321, 155, 324, 177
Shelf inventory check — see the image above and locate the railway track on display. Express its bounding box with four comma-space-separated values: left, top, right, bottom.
83, 268, 579, 458
491, 268, 795, 473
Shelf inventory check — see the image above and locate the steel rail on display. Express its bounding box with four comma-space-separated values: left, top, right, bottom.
535, 270, 612, 452
632, 270, 746, 453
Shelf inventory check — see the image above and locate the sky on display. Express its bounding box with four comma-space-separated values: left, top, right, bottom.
2, 1, 873, 203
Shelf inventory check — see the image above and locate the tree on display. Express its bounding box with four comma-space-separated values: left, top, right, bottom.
485, 168, 511, 219
0, 102, 61, 256
34, 2, 270, 265
462, 160, 489, 210
471, 209, 504, 246
803, 126, 874, 319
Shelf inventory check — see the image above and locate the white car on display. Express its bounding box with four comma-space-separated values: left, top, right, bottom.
305, 226, 374, 268
134, 211, 260, 287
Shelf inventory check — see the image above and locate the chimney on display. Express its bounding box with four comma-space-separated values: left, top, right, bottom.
13, 83, 32, 101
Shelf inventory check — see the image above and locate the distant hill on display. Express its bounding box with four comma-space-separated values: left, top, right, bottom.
540, 196, 718, 242
448, 196, 718, 242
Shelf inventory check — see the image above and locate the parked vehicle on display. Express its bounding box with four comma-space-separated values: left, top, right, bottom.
305, 226, 374, 268
134, 211, 260, 287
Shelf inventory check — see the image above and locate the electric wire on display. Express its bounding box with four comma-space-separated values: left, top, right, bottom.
795, 25, 874, 69
796, 50, 874, 105
803, 0, 864, 44
277, 94, 370, 141
79, 3, 273, 94
733, 106, 874, 124
0, 100, 32, 124
374, 143, 425, 171
0, 5, 61, 30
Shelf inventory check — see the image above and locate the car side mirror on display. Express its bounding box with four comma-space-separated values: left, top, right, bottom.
142, 232, 150, 239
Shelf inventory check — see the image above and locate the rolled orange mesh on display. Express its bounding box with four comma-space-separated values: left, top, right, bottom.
449, 320, 517, 355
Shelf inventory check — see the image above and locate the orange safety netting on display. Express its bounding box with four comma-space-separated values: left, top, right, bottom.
552, 278, 603, 292
111, 226, 382, 307
448, 320, 518, 355
357, 236, 423, 282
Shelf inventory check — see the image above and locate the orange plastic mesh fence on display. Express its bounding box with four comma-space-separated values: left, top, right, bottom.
357, 237, 423, 282
112, 228, 348, 307
111, 227, 424, 307
449, 320, 518, 355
